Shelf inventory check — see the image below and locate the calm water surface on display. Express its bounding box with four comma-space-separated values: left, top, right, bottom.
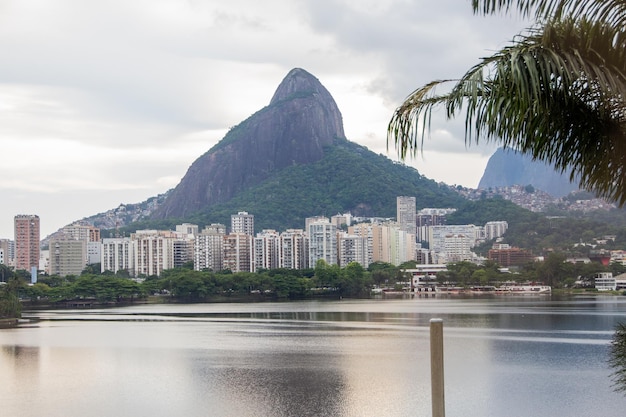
1, 295, 626, 417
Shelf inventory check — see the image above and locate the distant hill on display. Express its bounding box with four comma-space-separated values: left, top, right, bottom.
478, 148, 580, 197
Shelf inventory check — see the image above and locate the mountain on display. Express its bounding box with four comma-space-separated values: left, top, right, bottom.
153, 68, 345, 219
139, 68, 465, 231
478, 148, 580, 197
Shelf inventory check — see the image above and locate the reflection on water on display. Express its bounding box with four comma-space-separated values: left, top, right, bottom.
0, 296, 625, 417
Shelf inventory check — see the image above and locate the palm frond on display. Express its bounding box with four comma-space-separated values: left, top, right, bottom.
472, 0, 626, 28
388, 17, 626, 203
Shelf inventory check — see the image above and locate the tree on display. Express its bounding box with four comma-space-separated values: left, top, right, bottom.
388, 0, 626, 205
610, 323, 626, 395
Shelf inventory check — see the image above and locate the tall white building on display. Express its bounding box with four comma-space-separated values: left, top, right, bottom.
101, 237, 134, 275
279, 229, 308, 270
231, 212, 254, 236
484, 221, 508, 241
308, 218, 337, 266
441, 233, 474, 263
338, 233, 369, 268
254, 230, 280, 271
176, 223, 199, 236
397, 196, 417, 236
194, 224, 225, 272
132, 230, 177, 277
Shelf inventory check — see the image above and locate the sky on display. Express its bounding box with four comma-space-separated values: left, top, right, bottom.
0, 0, 531, 238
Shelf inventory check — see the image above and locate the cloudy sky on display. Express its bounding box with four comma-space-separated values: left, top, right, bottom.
0, 0, 530, 238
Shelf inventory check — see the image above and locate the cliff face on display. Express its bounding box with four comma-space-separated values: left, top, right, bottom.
153, 68, 345, 219
478, 148, 580, 197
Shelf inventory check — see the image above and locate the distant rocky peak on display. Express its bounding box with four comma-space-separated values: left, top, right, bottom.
270, 68, 332, 104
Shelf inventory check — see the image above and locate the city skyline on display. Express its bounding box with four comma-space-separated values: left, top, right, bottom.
0, 0, 531, 238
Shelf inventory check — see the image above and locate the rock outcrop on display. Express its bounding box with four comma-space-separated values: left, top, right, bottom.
153, 68, 345, 219
478, 148, 580, 197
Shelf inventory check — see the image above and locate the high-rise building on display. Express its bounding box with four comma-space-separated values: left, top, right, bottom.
254, 230, 280, 271
132, 230, 177, 277
279, 229, 308, 270
349, 221, 415, 266
0, 239, 13, 267
101, 237, 135, 275
308, 218, 337, 266
484, 221, 509, 241
231, 212, 254, 236
194, 224, 226, 272
176, 223, 199, 236
223, 233, 253, 273
49, 238, 87, 277
338, 233, 369, 268
14, 214, 40, 272
397, 196, 416, 236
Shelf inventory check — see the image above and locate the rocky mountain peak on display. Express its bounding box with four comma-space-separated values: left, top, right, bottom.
152, 68, 347, 219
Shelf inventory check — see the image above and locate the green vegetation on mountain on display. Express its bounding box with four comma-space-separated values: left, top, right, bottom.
120, 138, 464, 234
446, 197, 626, 257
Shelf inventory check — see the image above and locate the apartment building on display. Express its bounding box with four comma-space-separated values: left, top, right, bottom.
397, 196, 416, 236
338, 233, 369, 268
14, 214, 40, 272
231, 212, 254, 236
101, 237, 135, 275
308, 218, 337, 266
49, 238, 87, 277
132, 230, 177, 277
279, 229, 308, 270
254, 230, 280, 271
223, 233, 253, 273
194, 224, 225, 272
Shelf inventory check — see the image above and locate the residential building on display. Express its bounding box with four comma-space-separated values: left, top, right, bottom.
416, 208, 456, 242
594, 272, 617, 291
176, 223, 199, 236
331, 213, 351, 229
132, 230, 177, 277
338, 233, 369, 268
427, 225, 481, 253
347, 223, 374, 266
484, 221, 508, 241
101, 237, 134, 275
194, 224, 226, 272
440, 233, 474, 263
488, 244, 533, 267
173, 238, 194, 269
231, 211, 254, 236
223, 233, 253, 273
397, 196, 416, 236
14, 214, 40, 272
279, 229, 308, 270
254, 230, 280, 271
0, 239, 14, 266
349, 221, 415, 266
49, 238, 87, 277
308, 218, 337, 266
61, 223, 100, 243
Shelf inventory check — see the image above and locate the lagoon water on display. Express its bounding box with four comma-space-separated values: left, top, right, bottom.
1, 295, 626, 417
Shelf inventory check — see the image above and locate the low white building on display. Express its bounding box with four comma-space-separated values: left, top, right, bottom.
594, 272, 617, 291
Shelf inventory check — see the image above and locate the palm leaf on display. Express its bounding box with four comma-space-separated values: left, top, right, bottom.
388, 16, 626, 203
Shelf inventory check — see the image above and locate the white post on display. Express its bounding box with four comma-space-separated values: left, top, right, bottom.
430, 318, 445, 417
